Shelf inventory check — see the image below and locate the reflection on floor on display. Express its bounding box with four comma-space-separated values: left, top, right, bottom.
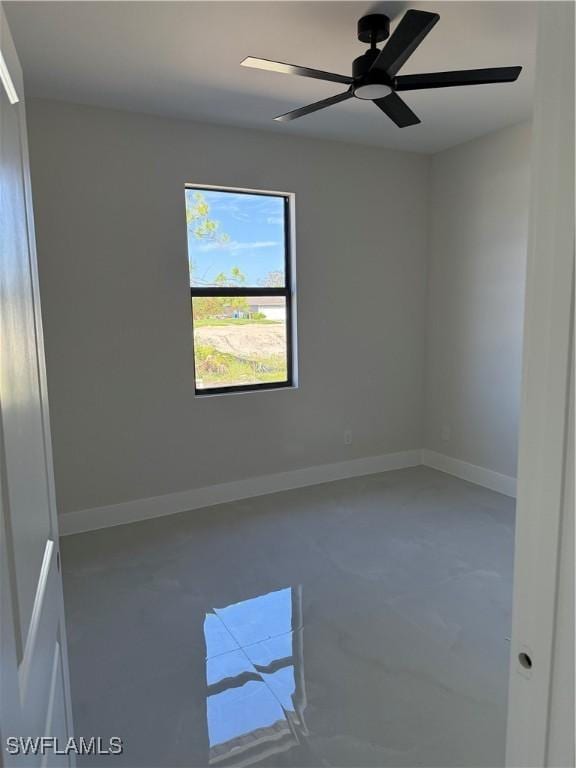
205, 587, 306, 766
61, 466, 515, 767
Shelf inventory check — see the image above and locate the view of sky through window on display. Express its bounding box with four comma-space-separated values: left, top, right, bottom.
186, 189, 286, 287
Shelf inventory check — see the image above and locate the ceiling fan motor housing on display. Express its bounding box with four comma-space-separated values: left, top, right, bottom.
352, 46, 393, 100
353, 17, 394, 101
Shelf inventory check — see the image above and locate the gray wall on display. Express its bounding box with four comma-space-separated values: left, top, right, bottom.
27, 98, 429, 514
424, 122, 531, 478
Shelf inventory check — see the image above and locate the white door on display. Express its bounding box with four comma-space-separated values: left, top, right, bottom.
505, 2, 574, 766
0, 5, 74, 766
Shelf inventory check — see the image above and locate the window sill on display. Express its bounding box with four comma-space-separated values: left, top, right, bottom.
194, 382, 298, 398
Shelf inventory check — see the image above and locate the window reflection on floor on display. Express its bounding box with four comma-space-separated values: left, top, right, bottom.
204, 586, 306, 766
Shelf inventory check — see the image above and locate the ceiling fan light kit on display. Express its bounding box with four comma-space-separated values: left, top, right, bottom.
241, 10, 522, 128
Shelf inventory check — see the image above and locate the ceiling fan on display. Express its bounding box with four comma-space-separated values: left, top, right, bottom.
241, 10, 522, 127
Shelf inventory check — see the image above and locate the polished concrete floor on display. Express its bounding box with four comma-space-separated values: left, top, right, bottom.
61, 466, 515, 768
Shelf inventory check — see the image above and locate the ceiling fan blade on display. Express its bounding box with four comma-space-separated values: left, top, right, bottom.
394, 66, 522, 90
370, 10, 439, 77
241, 57, 353, 85
274, 90, 353, 122
374, 92, 420, 127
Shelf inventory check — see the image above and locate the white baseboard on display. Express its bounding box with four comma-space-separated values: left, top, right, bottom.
59, 449, 422, 536
59, 448, 517, 536
421, 449, 517, 498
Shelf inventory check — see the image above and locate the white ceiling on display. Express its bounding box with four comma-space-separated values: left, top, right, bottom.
5, 1, 537, 153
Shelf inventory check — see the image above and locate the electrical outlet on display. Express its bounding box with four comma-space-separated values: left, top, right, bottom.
441, 424, 451, 442
344, 429, 353, 446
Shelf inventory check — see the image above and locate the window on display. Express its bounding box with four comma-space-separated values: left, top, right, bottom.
185, 185, 294, 395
